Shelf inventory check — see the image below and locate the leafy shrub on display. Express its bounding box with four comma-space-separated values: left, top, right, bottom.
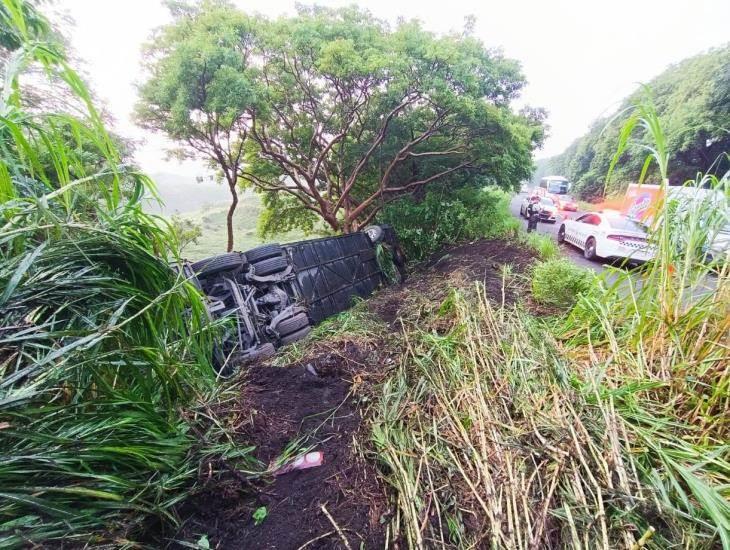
380, 185, 517, 261
531, 258, 593, 307
520, 232, 559, 260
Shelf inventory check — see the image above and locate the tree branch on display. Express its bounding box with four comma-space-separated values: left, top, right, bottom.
346, 161, 472, 225
333, 92, 422, 212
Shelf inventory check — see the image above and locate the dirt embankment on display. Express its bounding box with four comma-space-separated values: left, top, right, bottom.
173, 239, 535, 549
178, 341, 389, 549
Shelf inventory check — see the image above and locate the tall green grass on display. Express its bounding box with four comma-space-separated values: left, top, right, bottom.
0, 1, 245, 545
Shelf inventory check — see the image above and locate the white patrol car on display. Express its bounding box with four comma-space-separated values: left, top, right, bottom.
558, 211, 655, 262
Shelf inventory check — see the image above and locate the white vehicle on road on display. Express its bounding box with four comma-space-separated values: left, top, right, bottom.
707, 224, 730, 262
558, 212, 655, 262
520, 195, 558, 222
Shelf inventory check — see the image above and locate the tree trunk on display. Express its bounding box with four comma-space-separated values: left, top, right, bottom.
319, 208, 342, 234
226, 182, 238, 252
343, 196, 353, 233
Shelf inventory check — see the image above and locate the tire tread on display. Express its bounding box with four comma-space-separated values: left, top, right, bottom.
280, 326, 312, 345
245, 244, 283, 263
276, 312, 310, 336
191, 253, 243, 277
251, 255, 288, 276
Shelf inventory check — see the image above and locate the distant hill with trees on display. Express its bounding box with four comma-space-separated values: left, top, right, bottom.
540, 46, 729, 199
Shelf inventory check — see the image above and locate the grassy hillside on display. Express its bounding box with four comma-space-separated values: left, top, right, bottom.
143, 172, 310, 259
144, 172, 231, 215
178, 195, 310, 260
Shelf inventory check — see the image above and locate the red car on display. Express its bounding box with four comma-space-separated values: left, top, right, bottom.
534, 187, 578, 211
552, 194, 578, 211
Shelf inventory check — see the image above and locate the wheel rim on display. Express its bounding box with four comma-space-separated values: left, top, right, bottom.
364, 226, 384, 243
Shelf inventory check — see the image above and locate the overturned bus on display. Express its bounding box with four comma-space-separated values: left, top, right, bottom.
181, 225, 405, 372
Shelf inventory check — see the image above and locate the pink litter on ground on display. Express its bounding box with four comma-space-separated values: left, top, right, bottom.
272, 451, 324, 476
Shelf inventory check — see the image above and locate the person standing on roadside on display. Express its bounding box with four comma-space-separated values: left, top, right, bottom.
526, 195, 541, 233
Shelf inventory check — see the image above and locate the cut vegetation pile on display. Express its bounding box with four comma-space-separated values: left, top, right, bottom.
371, 100, 729, 549
374, 288, 655, 548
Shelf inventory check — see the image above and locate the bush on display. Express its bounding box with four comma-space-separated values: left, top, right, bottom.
531, 258, 593, 307
380, 185, 517, 261
520, 231, 559, 260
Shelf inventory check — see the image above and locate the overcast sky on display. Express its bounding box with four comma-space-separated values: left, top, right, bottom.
55, 0, 730, 177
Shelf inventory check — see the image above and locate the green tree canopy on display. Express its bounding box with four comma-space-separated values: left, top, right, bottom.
245, 6, 543, 233
544, 46, 730, 200
137, 2, 543, 238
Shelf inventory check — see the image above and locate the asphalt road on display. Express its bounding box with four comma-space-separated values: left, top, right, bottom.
509, 193, 603, 272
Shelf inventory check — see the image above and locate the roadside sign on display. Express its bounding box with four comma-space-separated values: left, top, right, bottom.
622, 184, 663, 222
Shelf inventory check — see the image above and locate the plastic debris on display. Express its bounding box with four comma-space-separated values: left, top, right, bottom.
273, 451, 324, 476
305, 363, 319, 377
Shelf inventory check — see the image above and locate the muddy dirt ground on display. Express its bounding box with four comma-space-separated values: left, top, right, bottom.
172, 239, 535, 549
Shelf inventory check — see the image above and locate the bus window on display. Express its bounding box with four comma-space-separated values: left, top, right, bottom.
540, 177, 570, 195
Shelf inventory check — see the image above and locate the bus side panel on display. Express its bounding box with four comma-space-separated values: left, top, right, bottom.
285, 233, 383, 324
